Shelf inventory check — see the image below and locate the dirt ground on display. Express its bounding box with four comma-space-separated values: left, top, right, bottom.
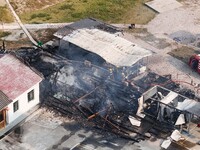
0, 28, 57, 49
0, 0, 6, 6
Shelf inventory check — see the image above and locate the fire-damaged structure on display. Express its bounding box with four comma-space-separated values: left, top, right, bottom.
53, 18, 152, 67
14, 48, 200, 149
8, 18, 200, 149
142, 86, 199, 129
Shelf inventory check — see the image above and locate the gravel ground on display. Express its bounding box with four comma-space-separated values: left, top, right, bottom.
145, 0, 200, 90
121, 0, 200, 95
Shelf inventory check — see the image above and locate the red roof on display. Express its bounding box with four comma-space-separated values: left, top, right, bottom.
0, 54, 42, 100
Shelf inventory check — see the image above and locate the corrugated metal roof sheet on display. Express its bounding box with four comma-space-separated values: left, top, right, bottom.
54, 26, 75, 39
0, 90, 11, 111
69, 18, 102, 29
63, 28, 152, 66
54, 18, 120, 38
0, 54, 43, 100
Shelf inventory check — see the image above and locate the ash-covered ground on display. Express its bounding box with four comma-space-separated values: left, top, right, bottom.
12, 48, 197, 148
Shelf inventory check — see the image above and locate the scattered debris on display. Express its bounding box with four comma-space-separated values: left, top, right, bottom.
170, 30, 200, 48
13, 48, 200, 148
170, 30, 196, 44
161, 138, 171, 149
170, 130, 184, 142
128, 116, 141, 127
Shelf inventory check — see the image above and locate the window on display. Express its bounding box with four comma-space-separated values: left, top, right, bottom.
28, 90, 34, 102
13, 101, 19, 112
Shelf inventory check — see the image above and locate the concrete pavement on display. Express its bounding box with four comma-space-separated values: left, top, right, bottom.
0, 23, 72, 30
0, 108, 143, 150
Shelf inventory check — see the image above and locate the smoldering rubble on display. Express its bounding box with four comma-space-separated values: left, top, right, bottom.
14, 48, 200, 146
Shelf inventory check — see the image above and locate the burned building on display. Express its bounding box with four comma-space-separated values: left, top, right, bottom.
53, 18, 121, 65
53, 18, 152, 67
13, 47, 200, 149
10, 18, 200, 149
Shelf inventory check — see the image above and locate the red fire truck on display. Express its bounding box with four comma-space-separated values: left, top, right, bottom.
189, 54, 200, 73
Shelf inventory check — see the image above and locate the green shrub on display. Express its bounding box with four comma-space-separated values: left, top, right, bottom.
30, 13, 50, 19
0, 31, 11, 38
45, 16, 52, 20
30, 21, 41, 24
59, 4, 73, 10
71, 12, 82, 18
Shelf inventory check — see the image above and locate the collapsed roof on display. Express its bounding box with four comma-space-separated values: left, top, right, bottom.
15, 49, 200, 147
62, 28, 152, 66
142, 86, 200, 124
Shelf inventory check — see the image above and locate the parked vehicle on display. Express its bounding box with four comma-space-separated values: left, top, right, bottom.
189, 54, 200, 73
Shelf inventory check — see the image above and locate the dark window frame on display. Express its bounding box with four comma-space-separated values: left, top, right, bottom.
13, 101, 19, 113
28, 90, 34, 102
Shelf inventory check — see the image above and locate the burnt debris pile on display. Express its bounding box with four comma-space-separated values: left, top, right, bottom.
15, 49, 198, 143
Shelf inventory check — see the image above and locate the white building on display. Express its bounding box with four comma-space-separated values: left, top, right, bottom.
0, 54, 43, 135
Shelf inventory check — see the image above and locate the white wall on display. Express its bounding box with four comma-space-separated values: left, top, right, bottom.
6, 82, 40, 124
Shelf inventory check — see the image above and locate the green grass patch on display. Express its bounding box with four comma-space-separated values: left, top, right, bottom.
30, 13, 50, 19
19, 0, 156, 24
168, 46, 199, 63
0, 6, 14, 23
0, 30, 11, 38
59, 4, 74, 10
176, 0, 185, 2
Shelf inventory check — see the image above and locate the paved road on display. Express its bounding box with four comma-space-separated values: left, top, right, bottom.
0, 23, 73, 30
0, 22, 145, 30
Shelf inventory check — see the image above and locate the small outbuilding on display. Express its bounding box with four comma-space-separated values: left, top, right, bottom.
54, 18, 152, 67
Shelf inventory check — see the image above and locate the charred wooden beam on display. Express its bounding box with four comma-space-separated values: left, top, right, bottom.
73, 86, 100, 103
109, 119, 149, 139
94, 125, 139, 142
